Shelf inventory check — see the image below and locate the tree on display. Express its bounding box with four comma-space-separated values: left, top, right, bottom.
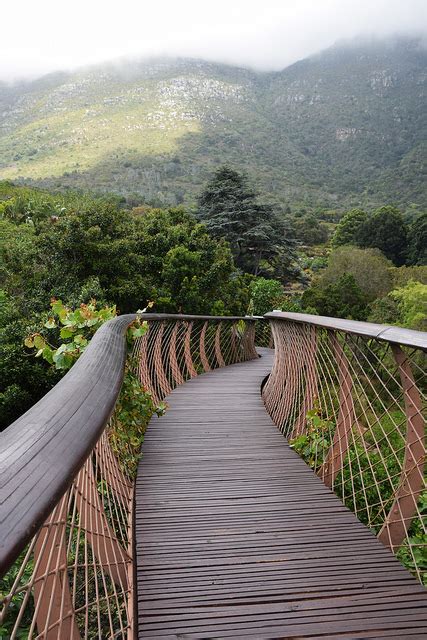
293, 215, 329, 246
0, 219, 37, 302
33, 200, 142, 312
319, 246, 393, 302
248, 277, 306, 316
0, 290, 60, 430
0, 184, 254, 429
197, 166, 297, 278
407, 212, 427, 266
331, 208, 368, 247
356, 206, 408, 265
391, 281, 427, 330
368, 295, 401, 326
31, 204, 250, 315
132, 207, 251, 315
392, 265, 427, 288
302, 274, 369, 321
249, 278, 285, 316
368, 280, 427, 330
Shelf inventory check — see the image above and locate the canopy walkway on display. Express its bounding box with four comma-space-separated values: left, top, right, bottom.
1, 313, 426, 639
135, 349, 426, 638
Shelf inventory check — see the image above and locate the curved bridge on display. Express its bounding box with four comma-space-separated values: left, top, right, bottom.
136, 349, 426, 638
0, 313, 426, 639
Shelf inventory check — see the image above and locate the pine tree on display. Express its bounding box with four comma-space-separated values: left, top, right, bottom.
197, 166, 296, 278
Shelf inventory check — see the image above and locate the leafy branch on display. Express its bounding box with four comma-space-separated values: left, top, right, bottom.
25, 299, 162, 477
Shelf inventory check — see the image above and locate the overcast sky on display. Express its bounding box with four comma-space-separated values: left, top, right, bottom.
1, 0, 426, 81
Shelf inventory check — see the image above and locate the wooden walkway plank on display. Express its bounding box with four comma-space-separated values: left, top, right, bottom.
135, 348, 427, 639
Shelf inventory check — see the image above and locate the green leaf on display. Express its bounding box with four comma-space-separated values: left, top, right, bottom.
131, 325, 147, 338
24, 335, 35, 348
55, 343, 67, 354
44, 317, 56, 329
42, 346, 54, 364
50, 299, 64, 315
52, 352, 67, 369
33, 334, 47, 350
53, 350, 75, 370
60, 327, 74, 339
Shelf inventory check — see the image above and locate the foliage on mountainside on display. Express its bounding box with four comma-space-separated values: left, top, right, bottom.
0, 37, 425, 211
1, 172, 426, 430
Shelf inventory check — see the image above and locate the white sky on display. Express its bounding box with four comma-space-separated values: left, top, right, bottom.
1, 0, 426, 81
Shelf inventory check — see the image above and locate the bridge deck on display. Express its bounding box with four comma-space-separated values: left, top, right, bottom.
135, 349, 427, 639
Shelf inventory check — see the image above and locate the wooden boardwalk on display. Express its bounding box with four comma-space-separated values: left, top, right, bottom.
135, 349, 427, 639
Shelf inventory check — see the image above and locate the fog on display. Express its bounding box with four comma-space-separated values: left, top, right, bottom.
1, 0, 426, 81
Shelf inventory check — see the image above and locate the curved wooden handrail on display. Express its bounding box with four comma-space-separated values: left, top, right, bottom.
0, 314, 134, 574
263, 311, 426, 582
0, 313, 257, 577
265, 311, 427, 350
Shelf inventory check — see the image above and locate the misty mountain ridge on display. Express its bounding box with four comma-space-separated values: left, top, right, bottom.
0, 36, 425, 210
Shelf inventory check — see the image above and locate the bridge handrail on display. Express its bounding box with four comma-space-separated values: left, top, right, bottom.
0, 314, 134, 575
265, 311, 427, 350
0, 313, 258, 574
0, 313, 258, 639
263, 311, 426, 584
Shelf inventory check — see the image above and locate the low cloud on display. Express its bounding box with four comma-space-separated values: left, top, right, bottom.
1, 0, 426, 81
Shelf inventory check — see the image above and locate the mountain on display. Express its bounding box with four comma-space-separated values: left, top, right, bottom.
0, 37, 425, 210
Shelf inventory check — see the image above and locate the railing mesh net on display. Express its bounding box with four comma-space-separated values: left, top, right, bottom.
263, 319, 426, 584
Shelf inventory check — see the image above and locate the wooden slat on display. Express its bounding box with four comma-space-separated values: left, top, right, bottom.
135, 348, 427, 638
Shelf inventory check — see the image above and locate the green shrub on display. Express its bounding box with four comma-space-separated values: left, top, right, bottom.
25, 299, 164, 477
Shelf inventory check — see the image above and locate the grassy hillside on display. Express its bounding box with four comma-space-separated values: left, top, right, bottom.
0, 37, 425, 210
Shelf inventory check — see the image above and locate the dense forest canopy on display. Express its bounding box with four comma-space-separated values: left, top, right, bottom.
1, 170, 426, 429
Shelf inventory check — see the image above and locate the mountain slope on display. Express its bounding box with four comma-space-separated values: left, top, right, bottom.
263, 38, 426, 203
0, 38, 425, 209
